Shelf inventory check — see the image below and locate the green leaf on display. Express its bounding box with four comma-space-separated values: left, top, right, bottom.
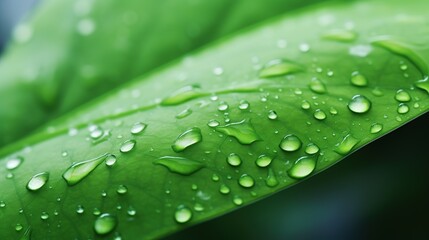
1, 0, 429, 239
0, 0, 328, 147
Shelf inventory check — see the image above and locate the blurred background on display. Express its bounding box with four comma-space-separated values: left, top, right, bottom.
1, 1, 428, 240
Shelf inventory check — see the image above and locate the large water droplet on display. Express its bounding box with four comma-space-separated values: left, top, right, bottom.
130, 122, 147, 134
154, 156, 204, 175
255, 154, 273, 168
350, 71, 368, 87
161, 85, 204, 105
40, 212, 49, 220
397, 103, 409, 114
288, 156, 317, 179
172, 127, 202, 152
174, 205, 192, 223
348, 95, 371, 113
395, 89, 411, 102
94, 213, 117, 235
215, 119, 260, 144
322, 29, 357, 42
309, 78, 327, 94
27, 172, 49, 191
258, 59, 303, 78
120, 140, 136, 153
370, 123, 383, 134
62, 153, 108, 186
227, 153, 242, 167
334, 134, 360, 155
279, 134, 302, 152
238, 174, 255, 188
265, 168, 279, 187
6, 156, 23, 170
313, 109, 327, 120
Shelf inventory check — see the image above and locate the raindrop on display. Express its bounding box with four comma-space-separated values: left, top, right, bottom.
350, 71, 368, 87
174, 205, 192, 223
395, 89, 411, 102
176, 108, 193, 119
211, 174, 220, 182
94, 213, 117, 235
27, 172, 49, 191
267, 110, 278, 120
161, 85, 204, 105
279, 134, 302, 152
219, 184, 231, 194
348, 95, 371, 113
313, 109, 327, 120
130, 122, 147, 134
329, 107, 338, 115
288, 155, 317, 179
40, 212, 49, 220
76, 205, 84, 214
213, 67, 224, 76
93, 208, 101, 216
172, 127, 202, 152
370, 123, 383, 134
0, 201, 5, 208
255, 155, 273, 168
227, 153, 242, 167
397, 103, 409, 114
309, 78, 327, 94
215, 119, 260, 144
238, 100, 250, 110
89, 125, 104, 139
15, 223, 23, 232
116, 185, 128, 195
62, 153, 108, 186
217, 101, 229, 111
334, 134, 360, 155
258, 59, 303, 78
105, 154, 117, 167
349, 44, 372, 57
120, 140, 136, 153
208, 119, 220, 127
301, 100, 311, 109
305, 143, 320, 155
6, 156, 23, 170
322, 29, 357, 42
233, 195, 243, 206
127, 206, 137, 216
238, 174, 255, 188
193, 203, 204, 212
265, 168, 279, 187
154, 156, 204, 175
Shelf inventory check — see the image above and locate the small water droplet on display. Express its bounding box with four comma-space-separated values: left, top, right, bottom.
265, 168, 279, 187
154, 156, 204, 175
130, 122, 147, 134
219, 184, 230, 194
301, 100, 311, 109
217, 101, 229, 111
255, 154, 273, 168
370, 123, 383, 134
215, 119, 260, 144
176, 108, 193, 119
120, 140, 136, 153
40, 212, 49, 220
313, 109, 327, 120
415, 76, 429, 94
93, 208, 101, 216
76, 205, 84, 214
116, 185, 128, 195
348, 95, 371, 113
372, 87, 384, 96
258, 59, 303, 78
280, 134, 302, 152
172, 127, 202, 152
15, 223, 23, 232
334, 134, 360, 155
299, 43, 310, 52
322, 29, 357, 42
288, 155, 317, 179
174, 205, 192, 223
238, 100, 250, 110
0, 201, 5, 208
329, 107, 338, 115
397, 103, 409, 114
213, 67, 224, 76
127, 206, 137, 216
211, 174, 220, 182
161, 85, 204, 105
193, 203, 204, 212
238, 174, 255, 188
227, 153, 242, 167
305, 143, 320, 155
94, 213, 117, 235
6, 156, 23, 170
62, 153, 108, 186
105, 154, 117, 167
233, 195, 243, 206
27, 172, 49, 191
267, 110, 278, 120
395, 89, 411, 102
208, 119, 220, 128
350, 71, 368, 87
309, 78, 327, 94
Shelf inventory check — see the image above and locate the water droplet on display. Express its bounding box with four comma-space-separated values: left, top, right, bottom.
258, 59, 303, 78
349, 44, 373, 57
176, 108, 193, 119
265, 168, 279, 187
116, 185, 128, 195
238, 100, 250, 110
397, 103, 409, 114
154, 156, 204, 175
127, 206, 137, 216
120, 140, 136, 153
6, 156, 23, 170
350, 71, 368, 87
93, 208, 101, 216
94, 213, 117, 235
15, 223, 23, 232
130, 122, 147, 134
348, 95, 371, 113
322, 29, 357, 42
219, 184, 230, 194
227, 153, 242, 167
105, 154, 117, 167
233, 195, 243, 206
89, 125, 104, 139
77, 18, 95, 36
334, 134, 360, 155
211, 174, 220, 182
370, 123, 383, 134
174, 205, 192, 223
40, 212, 49, 220
0, 201, 5, 208
255, 155, 273, 168
309, 78, 327, 94
76, 205, 84, 214
268, 110, 278, 120
288, 155, 317, 179
161, 85, 204, 105
299, 43, 310, 52
213, 67, 224, 76
415, 76, 429, 94
193, 203, 204, 212
172, 127, 202, 152
329, 107, 338, 115
27, 172, 49, 191
280, 134, 302, 152
215, 119, 260, 144
62, 153, 108, 186
313, 109, 327, 120
238, 174, 255, 188
372, 88, 384, 96
301, 100, 311, 109
217, 101, 229, 111
394, 89, 411, 102
305, 143, 320, 155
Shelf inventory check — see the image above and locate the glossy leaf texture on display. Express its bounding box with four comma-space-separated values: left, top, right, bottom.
0, 0, 330, 147
1, 0, 429, 239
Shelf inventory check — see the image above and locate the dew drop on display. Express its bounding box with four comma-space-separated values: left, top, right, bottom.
172, 127, 202, 152
15, 223, 23, 232
227, 153, 242, 167
105, 154, 117, 167
174, 205, 192, 223
76, 205, 84, 214
62, 153, 108, 186
370, 123, 383, 134
238, 174, 255, 188
334, 134, 360, 155
211, 174, 220, 182
350, 71, 368, 87
395, 89, 411, 102
93, 208, 101, 216
0, 201, 5, 208
301, 100, 311, 109
120, 140, 136, 153
233, 195, 243, 206
27, 172, 49, 191
130, 122, 147, 134
94, 213, 117, 235
6, 156, 23, 170
329, 107, 338, 115
176, 108, 193, 119
279, 134, 302, 152
255, 155, 273, 168
89, 125, 104, 139
265, 168, 279, 187
397, 103, 409, 114
258, 59, 303, 78
348, 95, 371, 113
305, 143, 320, 155
127, 206, 137, 216
415, 76, 429, 94
217, 101, 229, 111
238, 100, 250, 110
322, 29, 357, 42
154, 156, 204, 175
219, 184, 231, 194
116, 185, 128, 195
213, 67, 224, 76
299, 43, 310, 52
309, 78, 327, 94
193, 203, 204, 212
40, 212, 49, 220
208, 119, 220, 127
215, 119, 260, 144
288, 155, 317, 179
267, 110, 278, 120
161, 85, 204, 105
313, 109, 327, 120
